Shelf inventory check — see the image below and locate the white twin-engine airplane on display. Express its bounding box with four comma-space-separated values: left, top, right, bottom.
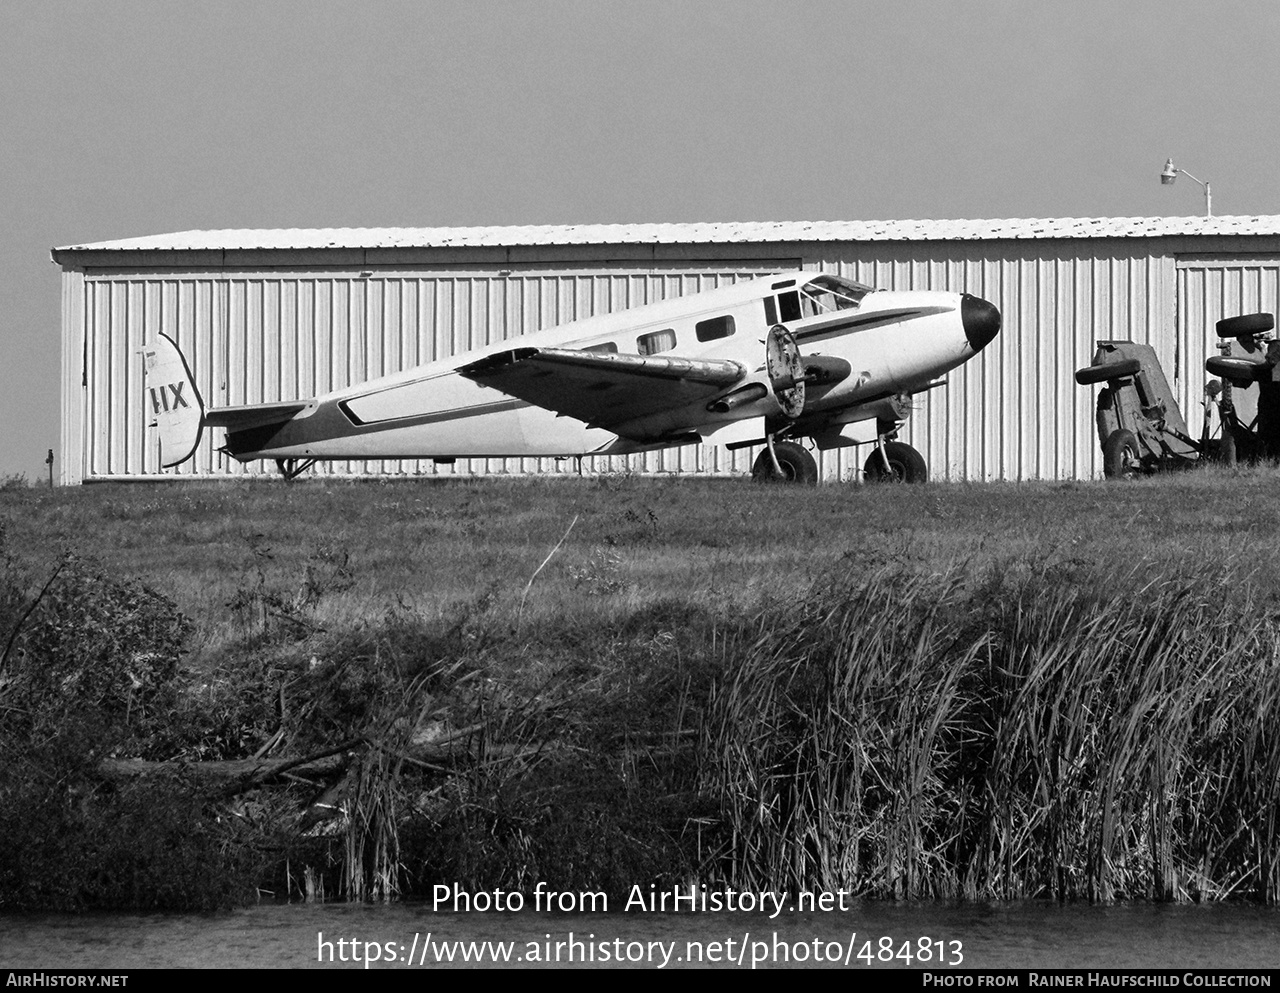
144, 271, 1000, 484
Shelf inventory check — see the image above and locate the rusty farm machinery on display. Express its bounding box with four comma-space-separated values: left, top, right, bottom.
1074, 313, 1280, 479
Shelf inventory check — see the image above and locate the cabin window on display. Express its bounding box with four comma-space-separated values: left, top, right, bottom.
637, 329, 676, 355
778, 291, 802, 323
695, 315, 735, 342
584, 342, 618, 354
763, 297, 778, 325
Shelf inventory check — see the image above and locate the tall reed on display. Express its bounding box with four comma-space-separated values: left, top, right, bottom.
341, 674, 446, 902
699, 560, 1280, 903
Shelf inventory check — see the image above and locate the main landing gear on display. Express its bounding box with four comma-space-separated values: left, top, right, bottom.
751, 438, 819, 484
750, 434, 928, 485
863, 439, 928, 484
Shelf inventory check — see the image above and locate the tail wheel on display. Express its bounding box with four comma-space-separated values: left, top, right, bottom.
751, 440, 818, 485
864, 441, 928, 483
1102, 429, 1142, 480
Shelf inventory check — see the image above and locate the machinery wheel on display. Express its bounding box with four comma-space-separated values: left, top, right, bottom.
751, 440, 819, 484
1075, 358, 1141, 385
864, 441, 928, 483
1216, 313, 1275, 338
1206, 355, 1271, 383
1102, 429, 1142, 480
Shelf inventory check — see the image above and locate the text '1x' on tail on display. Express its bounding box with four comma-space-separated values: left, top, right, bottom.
142, 333, 204, 467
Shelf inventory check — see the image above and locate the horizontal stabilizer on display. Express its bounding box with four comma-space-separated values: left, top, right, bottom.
205, 401, 308, 432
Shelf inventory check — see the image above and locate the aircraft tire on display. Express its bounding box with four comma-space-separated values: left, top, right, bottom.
1074, 358, 1141, 385
863, 441, 928, 484
1102, 429, 1142, 480
751, 441, 819, 485
1216, 313, 1275, 338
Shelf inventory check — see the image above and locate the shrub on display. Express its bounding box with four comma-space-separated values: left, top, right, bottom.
2, 558, 190, 750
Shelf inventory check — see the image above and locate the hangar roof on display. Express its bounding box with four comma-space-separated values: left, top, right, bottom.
52, 215, 1280, 255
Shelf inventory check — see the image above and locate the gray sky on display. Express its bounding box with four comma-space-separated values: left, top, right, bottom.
3, 0, 1278, 480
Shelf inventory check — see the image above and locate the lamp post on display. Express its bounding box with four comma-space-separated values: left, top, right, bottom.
1161, 158, 1212, 217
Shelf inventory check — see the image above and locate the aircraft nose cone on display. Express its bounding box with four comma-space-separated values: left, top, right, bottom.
961, 294, 1001, 352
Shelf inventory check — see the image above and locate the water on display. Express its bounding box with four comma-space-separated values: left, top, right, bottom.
3, 901, 1278, 969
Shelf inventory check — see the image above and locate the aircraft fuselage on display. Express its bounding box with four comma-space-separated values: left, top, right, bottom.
210, 272, 999, 463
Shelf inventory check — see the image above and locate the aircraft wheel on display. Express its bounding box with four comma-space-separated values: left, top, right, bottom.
1216, 313, 1275, 338
1102, 429, 1142, 480
1075, 358, 1141, 385
864, 441, 928, 483
751, 441, 818, 484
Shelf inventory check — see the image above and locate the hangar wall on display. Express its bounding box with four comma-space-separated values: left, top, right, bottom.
55, 222, 1280, 485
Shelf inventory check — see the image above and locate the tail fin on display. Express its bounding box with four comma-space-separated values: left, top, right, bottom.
142, 334, 204, 468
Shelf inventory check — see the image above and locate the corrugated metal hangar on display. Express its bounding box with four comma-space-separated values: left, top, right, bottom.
51, 216, 1280, 485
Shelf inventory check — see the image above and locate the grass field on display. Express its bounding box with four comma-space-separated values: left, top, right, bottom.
2, 466, 1280, 909
12, 467, 1280, 635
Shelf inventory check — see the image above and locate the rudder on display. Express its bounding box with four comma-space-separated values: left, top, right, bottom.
142, 334, 205, 468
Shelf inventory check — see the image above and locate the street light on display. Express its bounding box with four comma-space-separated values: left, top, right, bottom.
1161, 158, 1212, 217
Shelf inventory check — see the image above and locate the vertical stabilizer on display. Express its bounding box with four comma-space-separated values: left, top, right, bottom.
142, 334, 205, 468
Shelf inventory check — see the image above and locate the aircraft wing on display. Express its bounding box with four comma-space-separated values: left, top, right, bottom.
457, 347, 747, 431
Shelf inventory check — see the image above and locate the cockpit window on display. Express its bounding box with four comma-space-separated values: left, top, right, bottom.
799, 274, 871, 317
